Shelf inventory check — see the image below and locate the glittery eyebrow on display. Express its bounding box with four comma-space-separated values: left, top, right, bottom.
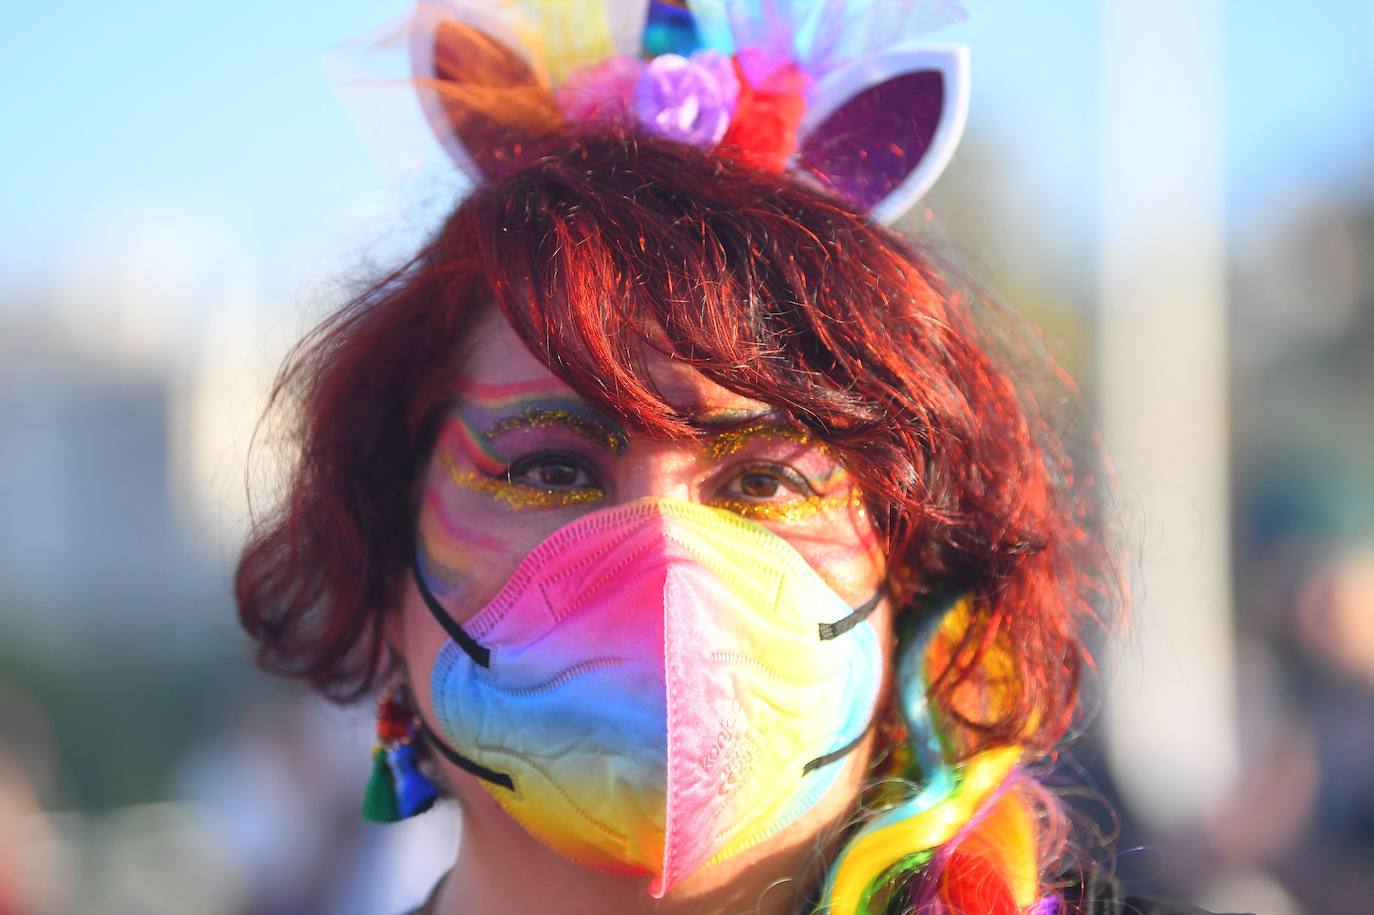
698, 416, 819, 460
482, 403, 629, 453
687, 407, 781, 429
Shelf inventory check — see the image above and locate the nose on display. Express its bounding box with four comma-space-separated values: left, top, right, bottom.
612, 444, 698, 504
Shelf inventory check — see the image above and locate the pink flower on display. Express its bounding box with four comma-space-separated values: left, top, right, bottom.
555, 55, 646, 128
634, 49, 740, 146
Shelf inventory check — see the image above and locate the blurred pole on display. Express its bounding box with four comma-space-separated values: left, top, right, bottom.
1098, 0, 1238, 831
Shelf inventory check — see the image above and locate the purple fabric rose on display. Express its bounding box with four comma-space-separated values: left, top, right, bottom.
634, 49, 740, 146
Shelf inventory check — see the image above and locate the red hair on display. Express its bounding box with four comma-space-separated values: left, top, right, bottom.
235, 135, 1120, 908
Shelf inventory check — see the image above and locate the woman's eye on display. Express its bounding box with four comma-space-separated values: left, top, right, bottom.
508, 454, 599, 491
723, 464, 812, 502
738, 472, 782, 499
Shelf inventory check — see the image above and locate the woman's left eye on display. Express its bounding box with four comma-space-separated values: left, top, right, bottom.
507, 453, 600, 491
722, 464, 812, 502
738, 472, 782, 498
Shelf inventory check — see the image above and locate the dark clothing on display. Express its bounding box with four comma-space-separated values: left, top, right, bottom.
402, 867, 1246, 914
1068, 866, 1248, 915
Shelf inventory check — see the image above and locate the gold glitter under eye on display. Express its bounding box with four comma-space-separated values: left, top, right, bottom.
701, 421, 818, 461
709, 488, 864, 524
440, 452, 603, 510
485, 408, 627, 453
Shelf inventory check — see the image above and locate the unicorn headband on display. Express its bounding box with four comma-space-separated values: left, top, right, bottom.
405, 0, 970, 224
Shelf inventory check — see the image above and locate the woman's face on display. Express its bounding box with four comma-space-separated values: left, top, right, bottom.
388, 308, 891, 900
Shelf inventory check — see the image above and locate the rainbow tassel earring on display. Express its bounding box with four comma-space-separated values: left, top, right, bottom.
361, 682, 440, 823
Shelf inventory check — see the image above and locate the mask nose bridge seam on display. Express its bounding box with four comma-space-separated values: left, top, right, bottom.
662, 530, 784, 610
667, 508, 850, 612
673, 509, 882, 640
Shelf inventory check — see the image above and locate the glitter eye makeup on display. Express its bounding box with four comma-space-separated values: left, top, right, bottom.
429, 380, 626, 512
434, 382, 861, 521
440, 451, 605, 510
708, 488, 866, 524
485, 407, 627, 454
456, 380, 628, 453
701, 421, 862, 525
700, 418, 819, 461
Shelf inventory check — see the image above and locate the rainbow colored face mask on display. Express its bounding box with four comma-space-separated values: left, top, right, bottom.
413, 498, 883, 896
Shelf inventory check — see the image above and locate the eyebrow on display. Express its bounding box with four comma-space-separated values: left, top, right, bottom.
684, 407, 785, 431
695, 412, 821, 460
482, 403, 629, 453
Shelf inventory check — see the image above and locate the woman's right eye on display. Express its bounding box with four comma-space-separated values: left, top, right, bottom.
506, 453, 601, 492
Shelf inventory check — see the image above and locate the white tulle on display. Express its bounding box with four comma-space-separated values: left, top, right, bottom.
688, 0, 966, 76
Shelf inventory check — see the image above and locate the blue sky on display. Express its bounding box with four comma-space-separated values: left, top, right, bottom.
1219, 0, 1374, 209
3, 1, 1372, 305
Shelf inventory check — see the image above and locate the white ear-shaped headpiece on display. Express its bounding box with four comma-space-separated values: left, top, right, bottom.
797, 44, 969, 223
379, 0, 970, 224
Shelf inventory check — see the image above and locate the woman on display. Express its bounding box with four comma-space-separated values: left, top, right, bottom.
236, 3, 1231, 913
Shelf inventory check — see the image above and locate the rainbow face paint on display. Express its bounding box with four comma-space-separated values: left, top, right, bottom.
416, 498, 883, 896
439, 451, 604, 510
428, 381, 625, 512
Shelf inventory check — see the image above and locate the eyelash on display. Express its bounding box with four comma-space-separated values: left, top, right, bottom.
720, 462, 817, 500
504, 451, 603, 493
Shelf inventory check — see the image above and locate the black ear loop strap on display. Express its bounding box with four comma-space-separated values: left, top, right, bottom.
818, 585, 885, 640
802, 721, 874, 775
409, 559, 514, 789
411, 559, 492, 668
419, 722, 515, 791
803, 585, 886, 773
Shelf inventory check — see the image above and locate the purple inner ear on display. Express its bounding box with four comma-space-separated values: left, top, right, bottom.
796, 71, 945, 213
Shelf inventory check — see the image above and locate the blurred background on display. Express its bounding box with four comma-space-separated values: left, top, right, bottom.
2, 1, 1371, 913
